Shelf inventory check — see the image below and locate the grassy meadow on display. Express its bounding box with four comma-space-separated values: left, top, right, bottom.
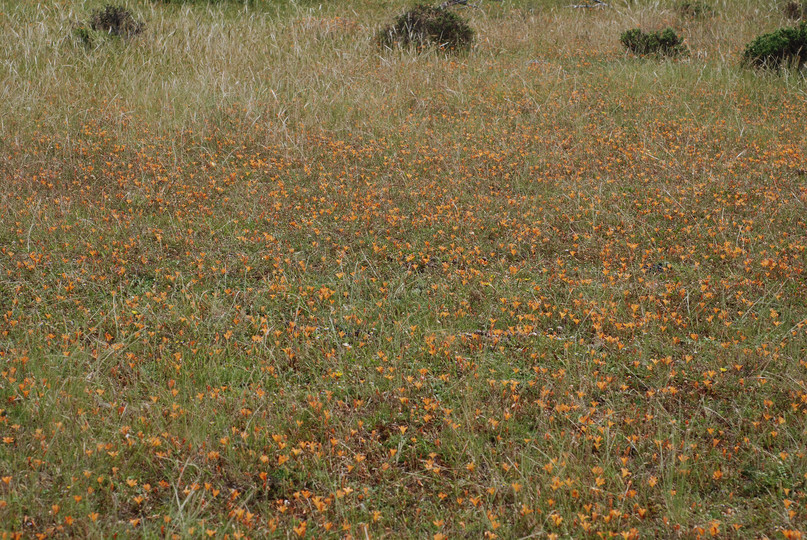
1, 0, 807, 537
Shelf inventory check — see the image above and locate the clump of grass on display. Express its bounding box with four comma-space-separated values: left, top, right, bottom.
89, 4, 145, 38
677, 0, 714, 19
620, 27, 687, 57
783, 0, 807, 20
72, 4, 144, 48
378, 4, 474, 52
742, 22, 807, 69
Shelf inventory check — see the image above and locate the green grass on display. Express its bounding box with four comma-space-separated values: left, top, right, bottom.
1, 0, 806, 538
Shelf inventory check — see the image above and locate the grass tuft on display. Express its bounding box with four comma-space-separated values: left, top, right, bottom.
677, 0, 714, 19
783, 0, 807, 20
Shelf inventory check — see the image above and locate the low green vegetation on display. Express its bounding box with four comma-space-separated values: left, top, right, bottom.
620, 27, 687, 57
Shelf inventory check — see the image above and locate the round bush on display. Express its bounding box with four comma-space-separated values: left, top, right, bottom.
379, 4, 474, 52
743, 22, 807, 69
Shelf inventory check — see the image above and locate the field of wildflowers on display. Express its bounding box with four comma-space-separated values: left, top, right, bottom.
1, 0, 806, 537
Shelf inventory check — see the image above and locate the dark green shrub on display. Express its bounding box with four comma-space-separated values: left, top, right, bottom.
783, 0, 807, 20
72, 5, 144, 49
743, 22, 807, 69
379, 4, 474, 52
620, 28, 687, 57
89, 5, 145, 39
677, 1, 713, 19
